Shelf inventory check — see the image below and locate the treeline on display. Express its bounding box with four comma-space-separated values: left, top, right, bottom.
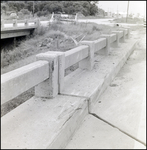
1, 1, 100, 17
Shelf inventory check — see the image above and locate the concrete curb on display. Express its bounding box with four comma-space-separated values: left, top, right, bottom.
61, 39, 138, 110
89, 40, 138, 111
1, 95, 88, 149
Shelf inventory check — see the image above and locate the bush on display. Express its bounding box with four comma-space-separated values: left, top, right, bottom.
20, 8, 30, 15
33, 26, 49, 36
36, 11, 49, 17
49, 21, 64, 31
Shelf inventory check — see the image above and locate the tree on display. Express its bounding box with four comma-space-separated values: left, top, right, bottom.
1, 1, 99, 17
89, 3, 98, 15
1, 2, 9, 14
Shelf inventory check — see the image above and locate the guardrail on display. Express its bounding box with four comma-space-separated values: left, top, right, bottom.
1, 19, 40, 39
1, 19, 39, 30
1, 61, 49, 105
50, 12, 77, 24
1, 27, 130, 105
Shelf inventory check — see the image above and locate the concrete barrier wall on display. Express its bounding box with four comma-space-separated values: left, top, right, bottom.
119, 31, 123, 38
94, 38, 107, 52
124, 29, 128, 35
1, 61, 49, 105
65, 45, 89, 69
110, 34, 116, 44
1, 19, 38, 29
1, 27, 129, 103
1, 26, 130, 149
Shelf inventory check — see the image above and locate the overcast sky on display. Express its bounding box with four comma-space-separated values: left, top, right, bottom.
98, 1, 146, 16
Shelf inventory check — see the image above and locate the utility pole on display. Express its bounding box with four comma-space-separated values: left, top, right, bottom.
126, 1, 129, 23
117, 5, 118, 19
32, 1, 34, 17
143, 2, 145, 21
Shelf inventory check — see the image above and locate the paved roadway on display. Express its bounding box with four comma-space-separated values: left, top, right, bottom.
3, 18, 144, 29
65, 27, 146, 149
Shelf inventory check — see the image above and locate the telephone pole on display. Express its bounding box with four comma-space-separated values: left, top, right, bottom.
32, 1, 34, 17
117, 5, 118, 19
126, 1, 129, 23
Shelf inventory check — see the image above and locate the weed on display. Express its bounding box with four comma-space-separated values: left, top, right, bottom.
33, 25, 49, 36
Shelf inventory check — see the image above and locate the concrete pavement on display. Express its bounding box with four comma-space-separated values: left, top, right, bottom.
65, 28, 146, 149
66, 115, 145, 149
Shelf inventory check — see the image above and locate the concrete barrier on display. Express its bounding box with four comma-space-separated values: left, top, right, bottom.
119, 31, 123, 38
1, 19, 39, 39
94, 38, 107, 52
110, 34, 117, 44
1, 26, 131, 149
65, 45, 89, 69
120, 27, 130, 39
1, 27, 130, 104
78, 41, 95, 70
119, 29, 127, 42
99, 34, 111, 55
35, 53, 59, 98
25, 19, 29, 27
13, 20, 17, 27
79, 38, 106, 70
111, 31, 123, 47
1, 61, 49, 105
1, 19, 38, 29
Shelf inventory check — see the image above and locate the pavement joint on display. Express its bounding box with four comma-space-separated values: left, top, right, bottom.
59, 93, 89, 100
89, 112, 146, 146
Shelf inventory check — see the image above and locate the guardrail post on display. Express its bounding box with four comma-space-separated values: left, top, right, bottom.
111, 31, 120, 47
119, 29, 126, 42
35, 53, 59, 98
41, 51, 65, 93
124, 27, 130, 39
57, 52, 65, 93
78, 41, 95, 70
99, 34, 110, 55
25, 19, 28, 27
35, 18, 40, 27
1, 21, 4, 29
13, 20, 17, 27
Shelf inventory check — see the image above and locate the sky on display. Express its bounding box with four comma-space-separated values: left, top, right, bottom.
97, 1, 146, 17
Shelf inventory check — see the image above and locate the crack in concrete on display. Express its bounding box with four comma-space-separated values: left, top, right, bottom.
62, 115, 72, 127
90, 112, 146, 146
60, 91, 146, 147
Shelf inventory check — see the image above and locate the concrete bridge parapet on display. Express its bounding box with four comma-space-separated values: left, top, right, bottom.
1, 26, 135, 149
1, 19, 39, 39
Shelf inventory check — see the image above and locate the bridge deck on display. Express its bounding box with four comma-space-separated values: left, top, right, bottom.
1, 36, 138, 149
1, 20, 37, 39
